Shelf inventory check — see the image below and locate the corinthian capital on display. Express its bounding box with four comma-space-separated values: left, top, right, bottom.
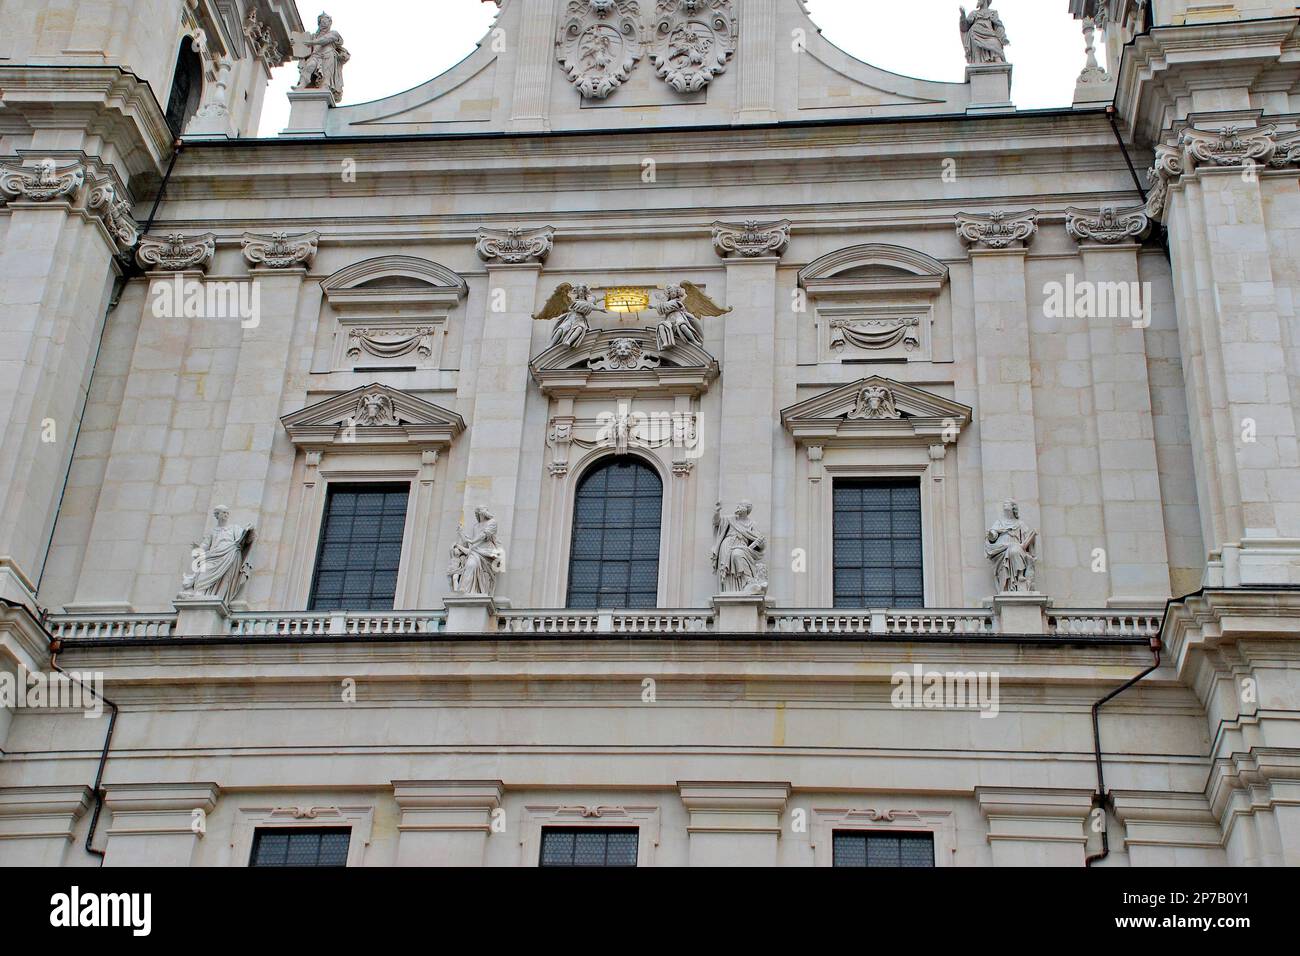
136, 233, 217, 273
0, 159, 85, 203
241, 230, 319, 269
1065, 204, 1151, 245
1179, 124, 1277, 169
955, 209, 1038, 250
712, 219, 791, 259
475, 226, 555, 265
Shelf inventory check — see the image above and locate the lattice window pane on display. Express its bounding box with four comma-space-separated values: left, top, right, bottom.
832, 831, 934, 868
309, 483, 409, 611
539, 827, 639, 867
250, 827, 351, 868
832, 478, 924, 609
567, 458, 663, 610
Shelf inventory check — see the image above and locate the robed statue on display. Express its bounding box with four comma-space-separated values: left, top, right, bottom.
711, 501, 769, 595
448, 507, 506, 598
293, 12, 349, 103
986, 498, 1037, 593
179, 506, 255, 603
960, 1, 1009, 65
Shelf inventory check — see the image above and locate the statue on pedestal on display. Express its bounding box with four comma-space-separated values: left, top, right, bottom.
986, 499, 1037, 593
711, 501, 769, 596
960, 1, 1009, 65
178, 506, 255, 602
292, 12, 349, 103
449, 507, 505, 597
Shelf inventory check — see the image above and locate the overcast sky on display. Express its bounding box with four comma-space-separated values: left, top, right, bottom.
259, 0, 1094, 136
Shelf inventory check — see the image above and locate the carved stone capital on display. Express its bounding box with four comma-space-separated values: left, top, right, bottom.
956, 209, 1038, 250
1065, 204, 1151, 245
136, 233, 216, 273
85, 180, 140, 253
241, 230, 319, 269
712, 219, 790, 259
1180, 124, 1277, 170
475, 226, 555, 265
0, 160, 85, 203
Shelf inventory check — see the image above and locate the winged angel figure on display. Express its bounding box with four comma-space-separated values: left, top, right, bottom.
534, 283, 609, 349
653, 282, 730, 351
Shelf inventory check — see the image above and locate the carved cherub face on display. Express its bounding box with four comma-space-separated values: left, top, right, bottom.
590, 0, 615, 13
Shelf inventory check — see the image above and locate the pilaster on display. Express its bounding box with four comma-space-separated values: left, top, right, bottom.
678, 781, 790, 867
101, 782, 220, 867
391, 780, 504, 866
976, 787, 1093, 866
0, 785, 93, 867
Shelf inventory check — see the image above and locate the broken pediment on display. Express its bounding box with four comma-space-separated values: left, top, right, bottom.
281, 384, 466, 451
780, 376, 971, 445
530, 328, 719, 397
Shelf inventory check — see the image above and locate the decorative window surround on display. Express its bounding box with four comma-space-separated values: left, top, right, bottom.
280, 384, 465, 609
781, 376, 972, 607
519, 804, 661, 868
231, 805, 374, 868
811, 808, 956, 867
798, 244, 949, 365
530, 327, 719, 397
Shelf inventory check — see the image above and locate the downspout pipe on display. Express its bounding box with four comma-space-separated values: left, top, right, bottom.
1085, 635, 1162, 866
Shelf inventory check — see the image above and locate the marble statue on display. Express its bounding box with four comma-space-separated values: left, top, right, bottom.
293, 13, 349, 103
711, 501, 769, 595
535, 283, 608, 349
179, 506, 255, 602
449, 507, 505, 597
960, 1, 1009, 65
654, 282, 728, 351
986, 499, 1037, 593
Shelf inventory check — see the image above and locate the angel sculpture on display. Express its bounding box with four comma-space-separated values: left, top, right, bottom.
534, 283, 607, 349
654, 282, 730, 351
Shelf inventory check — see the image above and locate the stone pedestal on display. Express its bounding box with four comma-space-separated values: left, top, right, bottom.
444, 596, 498, 635
965, 62, 1014, 113
172, 597, 231, 637
392, 780, 504, 866
991, 592, 1048, 635
282, 90, 333, 136
679, 781, 790, 867
711, 593, 767, 634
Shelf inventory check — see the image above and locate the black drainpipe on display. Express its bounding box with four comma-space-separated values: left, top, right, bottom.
1085, 634, 1162, 866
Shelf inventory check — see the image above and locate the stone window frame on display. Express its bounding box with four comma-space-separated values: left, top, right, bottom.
810, 808, 956, 868
231, 805, 374, 868
519, 804, 661, 868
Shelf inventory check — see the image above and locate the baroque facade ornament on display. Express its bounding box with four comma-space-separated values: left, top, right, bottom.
847, 384, 901, 421
244, 8, 286, 66
556, 0, 643, 99
292, 12, 349, 104
830, 316, 921, 352
956, 209, 1038, 250
352, 390, 400, 426
1180, 124, 1277, 169
0, 159, 84, 203
535, 283, 607, 348
1065, 204, 1151, 245
589, 336, 662, 371
649, 0, 738, 94
346, 326, 436, 361
712, 219, 791, 259
135, 233, 217, 272
960, 0, 1009, 65
178, 506, 255, 603
986, 498, 1038, 594
475, 226, 555, 264
449, 507, 505, 597
85, 181, 139, 252
242, 231, 319, 269
654, 281, 729, 351
711, 500, 768, 596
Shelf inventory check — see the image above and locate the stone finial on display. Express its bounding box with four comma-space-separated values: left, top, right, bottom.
135, 233, 217, 272
959, 0, 1009, 65
956, 210, 1038, 250
449, 507, 505, 597
712, 219, 791, 259
1065, 204, 1151, 245
292, 12, 349, 104
986, 498, 1037, 594
0, 159, 85, 203
241, 231, 320, 269
475, 226, 555, 264
711, 501, 769, 596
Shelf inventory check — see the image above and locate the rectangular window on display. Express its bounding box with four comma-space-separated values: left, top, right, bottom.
833, 478, 923, 608
309, 483, 409, 611
832, 831, 934, 868
250, 827, 351, 867
539, 827, 639, 867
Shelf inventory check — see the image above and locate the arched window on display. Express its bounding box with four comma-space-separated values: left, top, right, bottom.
165, 39, 204, 137
567, 457, 662, 609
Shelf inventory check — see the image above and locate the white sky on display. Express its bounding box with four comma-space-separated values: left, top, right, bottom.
259, 0, 1094, 136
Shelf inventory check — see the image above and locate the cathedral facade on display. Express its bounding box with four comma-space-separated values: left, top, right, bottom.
1, 0, 1299, 866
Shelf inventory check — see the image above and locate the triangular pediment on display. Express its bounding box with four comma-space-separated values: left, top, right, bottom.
781, 376, 971, 444
531, 328, 719, 397
281, 384, 466, 450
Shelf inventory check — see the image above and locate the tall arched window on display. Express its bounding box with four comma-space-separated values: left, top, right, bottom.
165, 39, 204, 137
567, 457, 662, 609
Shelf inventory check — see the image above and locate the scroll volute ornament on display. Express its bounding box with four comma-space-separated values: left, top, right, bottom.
650, 0, 738, 94
557, 0, 644, 99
